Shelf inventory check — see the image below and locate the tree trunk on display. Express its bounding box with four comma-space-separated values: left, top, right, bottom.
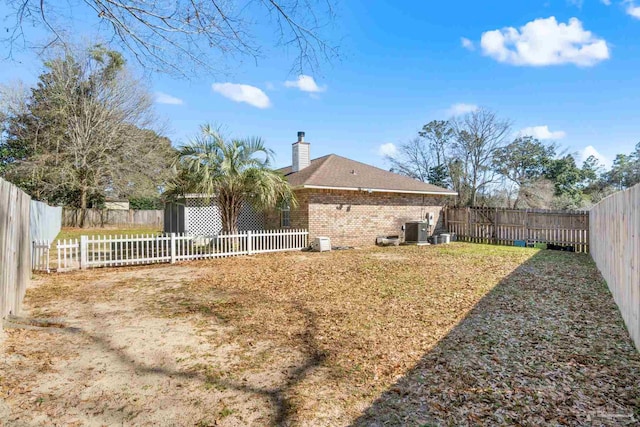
471, 170, 479, 206
223, 208, 238, 234
79, 186, 88, 228
219, 193, 241, 234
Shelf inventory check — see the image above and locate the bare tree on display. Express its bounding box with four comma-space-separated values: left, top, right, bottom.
0, 81, 29, 174
2, 46, 174, 226
0, 81, 28, 119
387, 120, 456, 188
418, 120, 454, 167
387, 137, 432, 182
2, 0, 338, 76
58, 53, 155, 223
451, 108, 511, 206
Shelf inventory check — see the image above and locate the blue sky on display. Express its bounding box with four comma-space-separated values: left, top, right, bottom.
2, 0, 640, 169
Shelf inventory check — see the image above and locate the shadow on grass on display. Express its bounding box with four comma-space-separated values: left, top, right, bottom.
80, 300, 325, 426
351, 249, 640, 426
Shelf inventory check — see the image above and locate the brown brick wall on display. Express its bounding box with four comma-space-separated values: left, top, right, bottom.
264, 190, 310, 230
307, 189, 446, 246
266, 189, 448, 246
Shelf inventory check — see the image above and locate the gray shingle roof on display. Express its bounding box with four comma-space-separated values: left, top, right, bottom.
277, 154, 457, 195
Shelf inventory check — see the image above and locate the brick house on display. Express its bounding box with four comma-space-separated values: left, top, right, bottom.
265, 132, 457, 246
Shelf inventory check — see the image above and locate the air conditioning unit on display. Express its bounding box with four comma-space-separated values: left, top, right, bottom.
311, 236, 331, 252
405, 221, 429, 244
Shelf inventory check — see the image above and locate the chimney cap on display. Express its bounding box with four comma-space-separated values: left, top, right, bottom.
297, 131, 306, 142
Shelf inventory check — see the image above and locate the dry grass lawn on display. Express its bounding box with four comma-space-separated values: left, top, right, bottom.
55, 226, 164, 240
1, 243, 638, 426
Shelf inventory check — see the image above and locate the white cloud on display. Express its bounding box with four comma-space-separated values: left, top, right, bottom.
480, 17, 609, 67
461, 37, 475, 51
626, 2, 640, 18
601, 0, 611, 5
284, 75, 326, 93
378, 143, 398, 157
581, 145, 610, 167
568, 0, 583, 8
155, 91, 184, 105
446, 103, 479, 117
211, 83, 271, 109
519, 125, 567, 140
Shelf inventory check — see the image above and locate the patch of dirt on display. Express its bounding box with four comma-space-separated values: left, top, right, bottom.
2, 244, 639, 426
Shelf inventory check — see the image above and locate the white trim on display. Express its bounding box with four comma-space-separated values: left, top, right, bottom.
293, 184, 457, 196
182, 193, 212, 198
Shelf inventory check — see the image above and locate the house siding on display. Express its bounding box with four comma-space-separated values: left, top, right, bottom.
267, 189, 447, 246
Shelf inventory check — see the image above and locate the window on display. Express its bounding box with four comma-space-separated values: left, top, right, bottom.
280, 204, 291, 228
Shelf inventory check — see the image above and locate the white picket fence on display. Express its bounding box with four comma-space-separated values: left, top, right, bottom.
57, 239, 80, 272
32, 240, 52, 273
36, 229, 309, 272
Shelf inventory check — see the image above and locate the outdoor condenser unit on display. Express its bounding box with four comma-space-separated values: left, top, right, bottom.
405, 221, 429, 244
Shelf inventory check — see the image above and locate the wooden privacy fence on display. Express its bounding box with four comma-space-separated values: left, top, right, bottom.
47, 229, 309, 271
0, 178, 31, 322
444, 206, 590, 252
590, 184, 640, 351
62, 208, 164, 228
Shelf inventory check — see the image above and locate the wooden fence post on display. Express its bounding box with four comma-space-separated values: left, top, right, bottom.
247, 230, 253, 255
443, 206, 448, 231
494, 207, 499, 245
80, 235, 88, 270
466, 207, 471, 242
31, 240, 36, 272
170, 233, 176, 264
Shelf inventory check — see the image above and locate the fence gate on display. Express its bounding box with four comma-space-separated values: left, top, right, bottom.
32, 240, 51, 273
56, 239, 80, 272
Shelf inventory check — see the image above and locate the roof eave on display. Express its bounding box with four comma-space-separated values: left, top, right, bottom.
292, 184, 458, 196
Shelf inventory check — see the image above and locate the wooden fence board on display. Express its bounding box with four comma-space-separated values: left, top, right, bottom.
62, 208, 164, 228
0, 178, 31, 323
444, 206, 589, 252
590, 184, 640, 351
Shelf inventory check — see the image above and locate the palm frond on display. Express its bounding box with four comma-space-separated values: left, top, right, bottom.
165, 124, 296, 231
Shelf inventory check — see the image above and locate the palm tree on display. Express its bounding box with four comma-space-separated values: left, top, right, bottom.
169, 124, 296, 234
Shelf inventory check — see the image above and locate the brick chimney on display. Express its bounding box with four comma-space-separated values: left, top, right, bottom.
292, 131, 310, 172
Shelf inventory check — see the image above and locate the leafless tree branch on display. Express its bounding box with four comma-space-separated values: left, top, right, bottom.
2, 0, 338, 77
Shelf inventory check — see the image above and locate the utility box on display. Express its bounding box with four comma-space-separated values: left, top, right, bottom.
311, 236, 331, 252
405, 221, 429, 244
426, 212, 435, 226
